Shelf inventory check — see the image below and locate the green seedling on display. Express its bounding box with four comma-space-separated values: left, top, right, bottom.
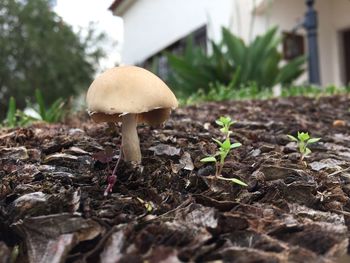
287, 131, 321, 161
201, 116, 247, 186
136, 197, 154, 213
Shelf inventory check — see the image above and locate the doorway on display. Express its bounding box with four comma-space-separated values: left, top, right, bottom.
343, 29, 350, 85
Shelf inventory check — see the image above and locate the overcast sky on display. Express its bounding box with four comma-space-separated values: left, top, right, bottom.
54, 0, 123, 70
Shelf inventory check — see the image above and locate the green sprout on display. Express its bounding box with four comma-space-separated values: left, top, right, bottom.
287, 132, 321, 161
201, 116, 247, 186
136, 197, 154, 213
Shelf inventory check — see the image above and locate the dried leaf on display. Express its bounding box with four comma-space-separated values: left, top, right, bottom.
149, 144, 181, 156
92, 146, 116, 163
13, 214, 104, 263
180, 152, 194, 171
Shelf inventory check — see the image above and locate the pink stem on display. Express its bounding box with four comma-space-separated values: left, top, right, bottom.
104, 146, 123, 196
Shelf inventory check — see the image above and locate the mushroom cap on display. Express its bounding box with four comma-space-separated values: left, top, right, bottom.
86, 66, 178, 125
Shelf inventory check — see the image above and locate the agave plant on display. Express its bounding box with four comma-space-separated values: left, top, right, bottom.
167, 26, 305, 97
167, 37, 235, 96
32, 89, 66, 123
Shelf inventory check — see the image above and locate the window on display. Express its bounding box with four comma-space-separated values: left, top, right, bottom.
342, 29, 350, 85
282, 31, 305, 60
139, 25, 207, 81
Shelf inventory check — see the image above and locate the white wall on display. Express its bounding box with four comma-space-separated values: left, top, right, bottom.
229, 0, 268, 43
120, 0, 233, 64
326, 0, 350, 85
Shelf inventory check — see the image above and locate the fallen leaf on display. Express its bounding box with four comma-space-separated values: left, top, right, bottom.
149, 144, 181, 156
92, 146, 116, 163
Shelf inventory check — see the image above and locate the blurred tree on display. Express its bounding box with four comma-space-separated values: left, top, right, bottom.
0, 0, 106, 117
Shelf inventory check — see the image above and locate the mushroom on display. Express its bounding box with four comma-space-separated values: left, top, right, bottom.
86, 66, 178, 164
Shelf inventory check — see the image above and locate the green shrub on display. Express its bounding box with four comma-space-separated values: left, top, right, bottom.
167, 27, 305, 97
32, 89, 66, 123
1, 89, 66, 127
0, 0, 106, 119
179, 83, 350, 105
181, 82, 273, 104
4, 97, 17, 128
2, 96, 36, 128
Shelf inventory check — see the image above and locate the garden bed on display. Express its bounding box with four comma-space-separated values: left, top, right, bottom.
1, 95, 350, 262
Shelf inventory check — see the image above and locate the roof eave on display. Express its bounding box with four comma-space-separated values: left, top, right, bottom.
253, 0, 275, 15
109, 0, 136, 17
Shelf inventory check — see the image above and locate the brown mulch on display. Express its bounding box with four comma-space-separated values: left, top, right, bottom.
1, 95, 350, 263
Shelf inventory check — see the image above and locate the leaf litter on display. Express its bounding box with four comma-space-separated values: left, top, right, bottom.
0, 95, 350, 262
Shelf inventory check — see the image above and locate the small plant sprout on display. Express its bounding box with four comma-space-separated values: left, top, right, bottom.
287, 132, 321, 161
136, 197, 154, 213
201, 116, 247, 186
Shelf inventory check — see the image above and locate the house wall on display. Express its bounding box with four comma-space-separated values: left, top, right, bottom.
120, 0, 233, 65
229, 0, 266, 43
250, 0, 309, 85
117, 0, 350, 86
249, 0, 350, 86
327, 0, 350, 85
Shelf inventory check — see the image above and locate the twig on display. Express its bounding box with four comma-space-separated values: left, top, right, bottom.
80, 224, 122, 263
327, 166, 350, 177
0, 131, 15, 139
143, 197, 193, 222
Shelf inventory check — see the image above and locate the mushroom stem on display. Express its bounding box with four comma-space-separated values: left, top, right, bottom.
122, 114, 141, 163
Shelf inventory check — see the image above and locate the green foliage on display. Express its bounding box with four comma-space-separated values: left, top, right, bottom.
200, 116, 246, 186
216, 116, 235, 137
5, 97, 17, 128
180, 84, 350, 105
282, 85, 350, 97
33, 89, 65, 123
0, 0, 106, 118
181, 82, 272, 104
2, 97, 35, 128
167, 37, 230, 96
287, 132, 321, 161
1, 90, 66, 127
167, 27, 305, 97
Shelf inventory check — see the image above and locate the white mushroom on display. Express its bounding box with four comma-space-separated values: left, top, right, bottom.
86, 66, 178, 163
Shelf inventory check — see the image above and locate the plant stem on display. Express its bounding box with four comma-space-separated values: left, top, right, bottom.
215, 162, 219, 177
217, 163, 224, 177
104, 146, 123, 196
112, 146, 123, 176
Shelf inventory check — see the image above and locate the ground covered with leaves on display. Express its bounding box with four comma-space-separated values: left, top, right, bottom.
1, 95, 350, 263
